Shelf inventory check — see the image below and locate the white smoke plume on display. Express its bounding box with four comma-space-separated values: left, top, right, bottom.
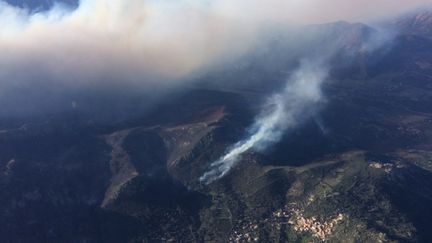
200, 61, 328, 184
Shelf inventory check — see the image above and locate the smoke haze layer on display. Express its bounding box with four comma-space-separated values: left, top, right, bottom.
0, 1, 429, 121
0, 0, 429, 91
200, 61, 328, 184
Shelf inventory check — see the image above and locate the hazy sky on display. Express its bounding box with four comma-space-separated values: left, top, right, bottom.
4, 0, 432, 23
0, 0, 430, 92
221, 0, 431, 24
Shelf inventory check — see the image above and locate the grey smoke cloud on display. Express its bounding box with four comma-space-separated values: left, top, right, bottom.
0, 0, 254, 88
200, 61, 328, 184
0, 0, 429, 119
0, 0, 429, 90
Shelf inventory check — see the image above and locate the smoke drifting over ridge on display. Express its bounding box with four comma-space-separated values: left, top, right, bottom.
200, 61, 328, 184
0, 0, 429, 92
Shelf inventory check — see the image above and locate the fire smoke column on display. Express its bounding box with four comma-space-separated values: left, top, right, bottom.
200, 61, 328, 184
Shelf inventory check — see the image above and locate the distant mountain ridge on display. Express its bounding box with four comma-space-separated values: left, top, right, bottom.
390, 9, 432, 39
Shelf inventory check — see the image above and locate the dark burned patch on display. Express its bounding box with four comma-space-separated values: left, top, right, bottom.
122, 129, 167, 177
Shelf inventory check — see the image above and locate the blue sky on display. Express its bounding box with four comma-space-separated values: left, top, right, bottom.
4, 0, 77, 10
